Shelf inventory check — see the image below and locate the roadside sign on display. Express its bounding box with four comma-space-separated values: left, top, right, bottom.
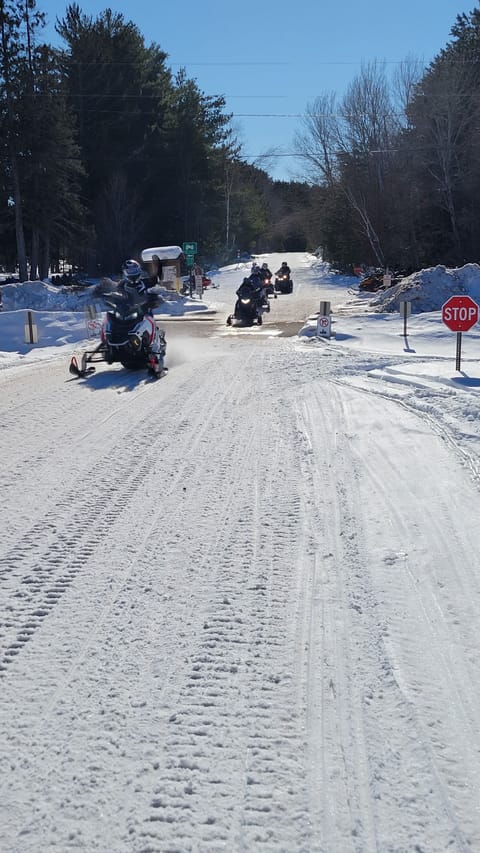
442, 295, 479, 332
86, 319, 102, 338
316, 314, 331, 338
183, 242, 197, 254
441, 295, 479, 371
317, 300, 332, 338
185, 253, 195, 266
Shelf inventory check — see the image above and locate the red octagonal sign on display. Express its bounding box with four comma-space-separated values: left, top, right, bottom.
442, 295, 479, 332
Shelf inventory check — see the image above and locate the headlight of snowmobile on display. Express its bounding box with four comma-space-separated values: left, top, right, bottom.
125, 311, 139, 320
129, 333, 142, 350
240, 298, 251, 304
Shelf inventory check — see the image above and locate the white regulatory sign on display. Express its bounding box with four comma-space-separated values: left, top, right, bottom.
316, 315, 331, 337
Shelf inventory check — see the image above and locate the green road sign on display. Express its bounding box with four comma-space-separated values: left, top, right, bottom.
183, 241, 197, 254
185, 254, 195, 266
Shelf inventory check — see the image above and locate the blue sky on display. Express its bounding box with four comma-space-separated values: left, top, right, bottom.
40, 0, 474, 181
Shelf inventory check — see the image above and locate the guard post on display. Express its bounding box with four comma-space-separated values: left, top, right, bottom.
24, 310, 38, 344
399, 300, 411, 337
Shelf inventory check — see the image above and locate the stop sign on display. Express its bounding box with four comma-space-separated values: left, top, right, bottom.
442, 295, 479, 332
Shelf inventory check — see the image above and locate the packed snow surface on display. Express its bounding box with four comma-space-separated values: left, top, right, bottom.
1, 253, 480, 852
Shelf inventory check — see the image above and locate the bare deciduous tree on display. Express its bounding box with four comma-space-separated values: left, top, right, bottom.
294, 92, 340, 186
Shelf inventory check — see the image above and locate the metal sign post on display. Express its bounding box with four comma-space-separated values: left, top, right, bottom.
456, 332, 462, 372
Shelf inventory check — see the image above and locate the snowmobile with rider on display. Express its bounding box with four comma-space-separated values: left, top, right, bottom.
261, 262, 276, 299
274, 261, 293, 294
69, 259, 167, 379
226, 276, 269, 327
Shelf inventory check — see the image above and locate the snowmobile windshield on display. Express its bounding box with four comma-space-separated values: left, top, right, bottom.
237, 282, 254, 298
104, 292, 144, 320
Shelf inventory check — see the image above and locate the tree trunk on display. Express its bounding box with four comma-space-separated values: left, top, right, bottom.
30, 227, 40, 280
344, 186, 385, 267
40, 233, 50, 280
10, 154, 28, 282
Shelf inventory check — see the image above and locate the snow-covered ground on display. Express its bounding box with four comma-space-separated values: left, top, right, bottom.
1, 253, 480, 852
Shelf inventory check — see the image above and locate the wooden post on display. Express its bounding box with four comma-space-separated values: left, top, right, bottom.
24, 311, 38, 344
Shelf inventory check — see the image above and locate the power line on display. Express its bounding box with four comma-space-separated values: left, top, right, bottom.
56, 57, 480, 70
232, 112, 406, 118
61, 60, 290, 67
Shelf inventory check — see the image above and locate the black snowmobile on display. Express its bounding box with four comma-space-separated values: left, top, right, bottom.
226, 278, 269, 327
274, 271, 293, 294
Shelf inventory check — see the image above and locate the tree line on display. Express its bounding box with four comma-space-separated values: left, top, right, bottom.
0, 1, 478, 279
0, 0, 313, 279
295, 6, 480, 273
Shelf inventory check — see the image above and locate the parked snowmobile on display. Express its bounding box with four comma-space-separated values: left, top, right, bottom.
226, 278, 268, 327
69, 290, 167, 379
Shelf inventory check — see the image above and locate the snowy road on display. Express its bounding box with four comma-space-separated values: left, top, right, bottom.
1, 255, 480, 852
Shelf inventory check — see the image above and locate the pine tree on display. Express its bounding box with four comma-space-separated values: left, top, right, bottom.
0, 0, 38, 280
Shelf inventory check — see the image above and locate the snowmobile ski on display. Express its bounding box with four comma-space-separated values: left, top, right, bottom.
69, 355, 96, 378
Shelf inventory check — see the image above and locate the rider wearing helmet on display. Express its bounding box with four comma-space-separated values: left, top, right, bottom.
120, 259, 162, 308
275, 260, 291, 277
261, 261, 273, 280
120, 259, 147, 296
119, 258, 166, 375
249, 262, 266, 300
250, 262, 262, 281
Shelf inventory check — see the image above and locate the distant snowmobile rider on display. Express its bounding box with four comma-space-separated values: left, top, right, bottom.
276, 261, 291, 277
261, 262, 273, 280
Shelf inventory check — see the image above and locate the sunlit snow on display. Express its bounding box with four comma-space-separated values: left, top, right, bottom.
1, 253, 480, 852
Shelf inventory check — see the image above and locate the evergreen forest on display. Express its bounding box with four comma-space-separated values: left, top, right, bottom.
1, 0, 479, 278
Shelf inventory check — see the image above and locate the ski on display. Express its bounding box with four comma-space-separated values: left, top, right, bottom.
69, 355, 96, 378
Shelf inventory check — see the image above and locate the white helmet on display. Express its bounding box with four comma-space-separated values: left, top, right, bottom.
122, 259, 143, 280
122, 259, 147, 295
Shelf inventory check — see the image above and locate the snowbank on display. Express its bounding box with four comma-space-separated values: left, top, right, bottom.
0, 278, 211, 317
372, 263, 480, 313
